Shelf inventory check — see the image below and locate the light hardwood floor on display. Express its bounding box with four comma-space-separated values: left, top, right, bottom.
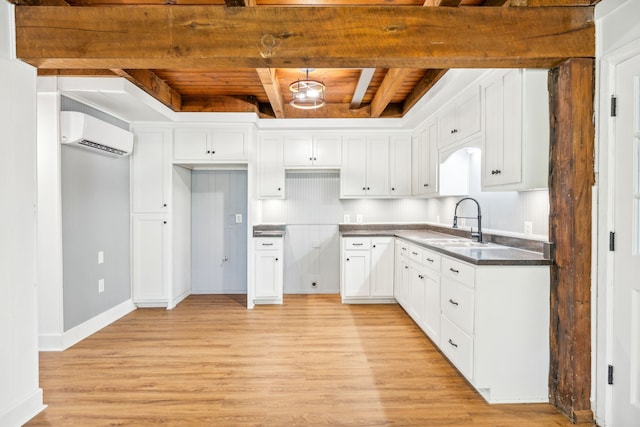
28, 295, 577, 426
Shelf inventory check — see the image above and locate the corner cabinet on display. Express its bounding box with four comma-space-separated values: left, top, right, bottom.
412, 117, 439, 196
341, 236, 394, 303
481, 69, 549, 191
254, 237, 284, 304
438, 84, 481, 149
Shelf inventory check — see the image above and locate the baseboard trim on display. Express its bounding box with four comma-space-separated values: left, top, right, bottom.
39, 299, 136, 351
0, 388, 46, 427
169, 289, 191, 310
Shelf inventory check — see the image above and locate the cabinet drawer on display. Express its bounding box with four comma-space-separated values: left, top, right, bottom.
442, 257, 475, 286
441, 277, 475, 334
422, 250, 441, 273
408, 245, 423, 263
344, 238, 370, 250
396, 240, 410, 257
255, 238, 282, 251
440, 316, 474, 380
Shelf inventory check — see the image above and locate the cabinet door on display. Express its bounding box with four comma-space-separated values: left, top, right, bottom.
258, 136, 285, 198
283, 135, 313, 166
174, 128, 210, 160
455, 85, 481, 142
313, 134, 342, 167
370, 238, 394, 297
255, 250, 283, 299
423, 270, 441, 344
211, 130, 246, 160
132, 216, 168, 305
366, 136, 390, 196
412, 120, 438, 196
132, 129, 170, 213
483, 70, 523, 188
341, 136, 367, 197
409, 265, 427, 325
343, 250, 370, 297
389, 135, 412, 196
438, 102, 458, 148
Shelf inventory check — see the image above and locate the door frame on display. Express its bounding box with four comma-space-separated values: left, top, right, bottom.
595, 36, 640, 427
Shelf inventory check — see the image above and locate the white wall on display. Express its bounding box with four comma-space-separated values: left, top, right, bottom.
594, 1, 640, 425
0, 3, 45, 425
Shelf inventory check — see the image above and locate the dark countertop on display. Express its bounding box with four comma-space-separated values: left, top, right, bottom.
340, 225, 552, 266
253, 224, 286, 237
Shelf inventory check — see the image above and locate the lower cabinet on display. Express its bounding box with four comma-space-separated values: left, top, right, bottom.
254, 237, 284, 304
341, 236, 395, 303
132, 215, 170, 307
394, 238, 550, 403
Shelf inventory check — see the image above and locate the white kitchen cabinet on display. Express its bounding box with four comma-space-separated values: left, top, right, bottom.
341, 135, 389, 197
283, 134, 342, 167
341, 237, 394, 303
411, 117, 439, 196
254, 237, 283, 304
389, 135, 412, 197
131, 127, 172, 214
481, 69, 549, 191
370, 238, 395, 297
132, 215, 170, 307
394, 240, 411, 309
439, 256, 550, 403
438, 84, 481, 149
173, 127, 247, 162
258, 135, 285, 199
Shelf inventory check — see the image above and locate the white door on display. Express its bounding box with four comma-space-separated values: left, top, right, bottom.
612, 53, 640, 425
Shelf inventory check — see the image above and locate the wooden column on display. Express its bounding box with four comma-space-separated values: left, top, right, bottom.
548, 58, 595, 423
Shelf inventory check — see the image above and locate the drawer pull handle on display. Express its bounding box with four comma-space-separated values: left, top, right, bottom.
352, 243, 364, 246
449, 267, 460, 274
411, 251, 418, 256
401, 247, 407, 251
449, 299, 459, 306
426, 258, 434, 263
448, 339, 458, 348
404, 266, 409, 269
262, 243, 274, 246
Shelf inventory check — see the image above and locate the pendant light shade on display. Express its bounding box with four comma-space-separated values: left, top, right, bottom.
289, 68, 326, 110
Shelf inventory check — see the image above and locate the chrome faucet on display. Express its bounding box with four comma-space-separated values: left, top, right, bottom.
452, 197, 483, 243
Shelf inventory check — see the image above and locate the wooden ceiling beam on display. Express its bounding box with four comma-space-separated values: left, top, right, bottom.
256, 68, 285, 119
110, 69, 182, 112
283, 103, 372, 119
181, 95, 259, 113
37, 69, 116, 76
403, 68, 448, 114
15, 6, 594, 70
370, 68, 412, 118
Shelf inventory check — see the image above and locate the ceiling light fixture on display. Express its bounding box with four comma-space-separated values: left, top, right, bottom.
289, 68, 326, 110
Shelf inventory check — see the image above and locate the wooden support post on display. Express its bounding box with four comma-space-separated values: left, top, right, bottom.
548, 58, 595, 424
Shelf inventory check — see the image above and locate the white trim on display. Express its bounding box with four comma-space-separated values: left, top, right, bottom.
0, 388, 45, 427
39, 299, 136, 351
169, 288, 191, 310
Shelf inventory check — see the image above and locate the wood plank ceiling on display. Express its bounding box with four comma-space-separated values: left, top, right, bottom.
11, 0, 596, 119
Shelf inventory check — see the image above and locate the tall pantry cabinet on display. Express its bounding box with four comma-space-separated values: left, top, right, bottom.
130, 126, 190, 309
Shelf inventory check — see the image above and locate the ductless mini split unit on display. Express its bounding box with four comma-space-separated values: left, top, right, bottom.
60, 111, 134, 157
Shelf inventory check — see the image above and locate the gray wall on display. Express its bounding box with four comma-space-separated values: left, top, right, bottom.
61, 97, 131, 330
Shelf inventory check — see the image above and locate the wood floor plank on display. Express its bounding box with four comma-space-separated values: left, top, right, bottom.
27, 295, 575, 426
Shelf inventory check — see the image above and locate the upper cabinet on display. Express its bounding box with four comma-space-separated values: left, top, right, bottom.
341, 135, 389, 198
283, 134, 342, 168
438, 85, 481, 149
481, 69, 549, 191
412, 117, 439, 196
173, 127, 247, 162
258, 135, 285, 199
389, 135, 412, 197
131, 127, 172, 214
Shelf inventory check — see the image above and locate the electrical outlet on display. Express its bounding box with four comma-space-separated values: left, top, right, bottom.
524, 221, 533, 235
356, 214, 363, 224
98, 251, 104, 264
98, 279, 104, 293
436, 216, 440, 224
235, 214, 242, 224
343, 214, 350, 224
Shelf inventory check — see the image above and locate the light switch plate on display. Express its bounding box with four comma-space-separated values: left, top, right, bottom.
98, 251, 104, 264
98, 279, 104, 293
